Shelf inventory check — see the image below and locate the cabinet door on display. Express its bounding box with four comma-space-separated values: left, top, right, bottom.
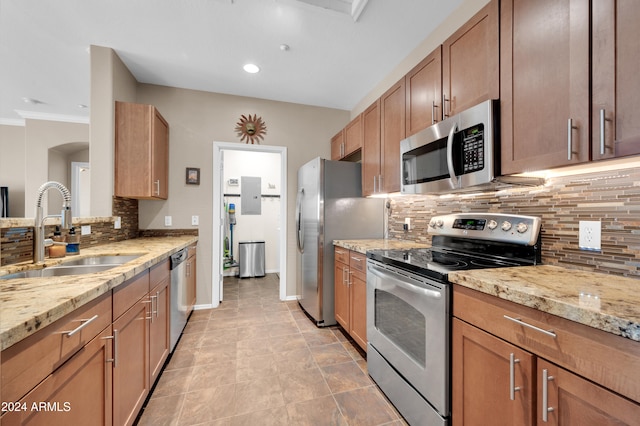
331, 130, 344, 160
537, 359, 640, 426
344, 114, 363, 157
452, 318, 534, 426
501, 0, 590, 174
592, 0, 640, 160
406, 46, 442, 135
151, 108, 169, 199
442, 0, 498, 119
334, 261, 350, 330
380, 79, 405, 193
149, 278, 170, 385
186, 253, 197, 310
349, 269, 367, 352
362, 100, 381, 196
1, 327, 113, 426
112, 299, 150, 426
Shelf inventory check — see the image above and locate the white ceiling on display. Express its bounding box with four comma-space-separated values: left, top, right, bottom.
0, 0, 462, 125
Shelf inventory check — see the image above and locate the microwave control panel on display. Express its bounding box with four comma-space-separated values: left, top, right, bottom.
461, 124, 484, 174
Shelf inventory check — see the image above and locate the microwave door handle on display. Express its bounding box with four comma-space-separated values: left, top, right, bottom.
446, 122, 460, 189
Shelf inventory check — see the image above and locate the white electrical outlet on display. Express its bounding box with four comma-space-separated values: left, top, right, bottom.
114, 216, 121, 229
579, 221, 601, 251
404, 217, 411, 231
81, 225, 91, 235
192, 215, 199, 226
164, 216, 172, 227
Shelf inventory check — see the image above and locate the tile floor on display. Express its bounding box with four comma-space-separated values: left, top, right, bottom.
137, 274, 407, 426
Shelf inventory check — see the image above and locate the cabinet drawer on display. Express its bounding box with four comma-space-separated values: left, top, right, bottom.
349, 251, 366, 273
334, 247, 350, 265
113, 270, 150, 320
1, 292, 112, 403
150, 258, 169, 286
453, 285, 640, 403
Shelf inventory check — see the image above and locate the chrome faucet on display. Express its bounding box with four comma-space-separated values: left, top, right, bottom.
34, 181, 72, 263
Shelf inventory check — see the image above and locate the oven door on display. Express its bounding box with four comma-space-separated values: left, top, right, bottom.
367, 259, 450, 416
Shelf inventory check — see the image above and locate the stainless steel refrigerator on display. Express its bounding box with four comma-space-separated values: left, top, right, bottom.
296, 157, 384, 326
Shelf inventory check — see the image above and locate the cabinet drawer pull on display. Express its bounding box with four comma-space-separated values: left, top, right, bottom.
509, 353, 521, 400
431, 100, 438, 125
542, 368, 555, 422
503, 315, 557, 338
65, 314, 99, 337
154, 179, 160, 196
155, 291, 160, 318
567, 118, 578, 160
350, 256, 362, 262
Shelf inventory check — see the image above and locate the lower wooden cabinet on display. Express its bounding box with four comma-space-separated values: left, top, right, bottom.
452, 285, 640, 426
334, 247, 367, 351
1, 326, 113, 426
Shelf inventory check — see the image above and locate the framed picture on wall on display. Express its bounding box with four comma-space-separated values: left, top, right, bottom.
186, 167, 200, 185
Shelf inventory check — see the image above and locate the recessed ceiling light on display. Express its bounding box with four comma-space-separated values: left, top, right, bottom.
77, 104, 88, 109
243, 63, 260, 74
22, 97, 43, 105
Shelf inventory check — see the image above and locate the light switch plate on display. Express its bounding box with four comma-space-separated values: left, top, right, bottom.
192, 215, 199, 226
81, 225, 91, 235
579, 221, 601, 251
164, 216, 172, 227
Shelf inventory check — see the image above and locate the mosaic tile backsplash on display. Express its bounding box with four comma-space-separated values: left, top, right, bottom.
388, 166, 640, 277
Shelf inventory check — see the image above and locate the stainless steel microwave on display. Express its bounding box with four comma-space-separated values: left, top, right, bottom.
401, 99, 499, 194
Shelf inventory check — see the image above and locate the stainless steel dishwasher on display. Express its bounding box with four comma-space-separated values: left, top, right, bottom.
170, 248, 189, 352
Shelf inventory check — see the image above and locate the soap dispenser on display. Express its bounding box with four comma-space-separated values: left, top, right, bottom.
66, 226, 80, 255
49, 226, 67, 258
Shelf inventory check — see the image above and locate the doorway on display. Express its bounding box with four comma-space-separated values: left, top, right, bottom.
212, 142, 287, 307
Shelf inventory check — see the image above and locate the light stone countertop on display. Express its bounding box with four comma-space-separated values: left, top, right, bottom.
0, 236, 197, 351
333, 238, 429, 254
449, 265, 640, 342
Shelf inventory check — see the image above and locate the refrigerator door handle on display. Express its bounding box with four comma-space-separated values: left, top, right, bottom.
296, 188, 304, 252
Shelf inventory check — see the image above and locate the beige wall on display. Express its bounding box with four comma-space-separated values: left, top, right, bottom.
351, 0, 490, 118
135, 84, 349, 303
0, 124, 26, 217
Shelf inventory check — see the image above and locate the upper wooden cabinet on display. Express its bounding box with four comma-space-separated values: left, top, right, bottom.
379, 79, 405, 194
442, 0, 499, 119
331, 115, 362, 160
115, 101, 169, 200
592, 1, 640, 161
362, 99, 381, 196
500, 0, 590, 174
405, 46, 443, 136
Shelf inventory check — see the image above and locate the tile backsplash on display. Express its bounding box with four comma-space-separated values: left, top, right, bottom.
388, 166, 640, 277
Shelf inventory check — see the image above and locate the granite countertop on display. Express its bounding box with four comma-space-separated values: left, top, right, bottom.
0, 236, 197, 351
449, 265, 640, 342
333, 238, 429, 254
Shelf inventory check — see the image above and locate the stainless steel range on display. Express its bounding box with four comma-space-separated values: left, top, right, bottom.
366, 213, 542, 426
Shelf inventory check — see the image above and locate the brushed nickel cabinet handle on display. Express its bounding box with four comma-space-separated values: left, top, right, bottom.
103, 329, 119, 367
542, 368, 555, 422
65, 314, 99, 337
154, 179, 160, 196
503, 315, 557, 338
567, 118, 578, 160
431, 100, 438, 124
509, 353, 521, 401
599, 109, 606, 155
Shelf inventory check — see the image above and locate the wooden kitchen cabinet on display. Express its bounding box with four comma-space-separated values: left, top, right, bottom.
331, 116, 362, 161
592, 1, 640, 161
115, 101, 169, 200
149, 260, 171, 384
1, 327, 114, 426
186, 244, 197, 310
362, 99, 381, 196
405, 46, 442, 136
112, 282, 150, 426
452, 285, 640, 425
442, 0, 498, 120
500, 0, 590, 173
333, 247, 367, 351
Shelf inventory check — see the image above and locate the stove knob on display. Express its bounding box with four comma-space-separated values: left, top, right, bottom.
487, 220, 498, 230
501, 221, 512, 232
516, 222, 529, 233
429, 220, 436, 228
436, 219, 444, 228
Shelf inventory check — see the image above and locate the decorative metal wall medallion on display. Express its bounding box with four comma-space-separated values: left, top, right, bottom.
235, 114, 267, 144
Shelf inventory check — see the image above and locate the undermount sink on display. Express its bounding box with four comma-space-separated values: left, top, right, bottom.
0, 254, 143, 280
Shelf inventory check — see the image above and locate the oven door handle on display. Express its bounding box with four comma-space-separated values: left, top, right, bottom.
446, 122, 460, 189
368, 266, 442, 299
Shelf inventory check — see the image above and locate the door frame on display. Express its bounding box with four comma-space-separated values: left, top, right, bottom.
211, 142, 288, 306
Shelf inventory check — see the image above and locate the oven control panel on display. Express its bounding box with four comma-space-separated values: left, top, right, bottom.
429, 213, 541, 246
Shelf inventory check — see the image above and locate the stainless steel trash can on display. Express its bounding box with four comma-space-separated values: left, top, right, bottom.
238, 241, 265, 278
